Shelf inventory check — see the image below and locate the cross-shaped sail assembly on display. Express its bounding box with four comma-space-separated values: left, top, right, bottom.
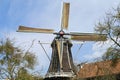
17, 2, 107, 80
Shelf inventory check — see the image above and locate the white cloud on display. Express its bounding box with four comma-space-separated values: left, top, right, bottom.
83, 39, 114, 60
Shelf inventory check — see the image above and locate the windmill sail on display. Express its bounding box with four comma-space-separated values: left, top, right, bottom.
61, 3, 70, 30
70, 32, 107, 41
17, 2, 107, 80
17, 26, 54, 33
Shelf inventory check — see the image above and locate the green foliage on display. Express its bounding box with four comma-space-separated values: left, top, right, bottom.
102, 47, 120, 60
16, 67, 43, 80
0, 38, 39, 80
95, 6, 120, 61
93, 5, 120, 80
93, 75, 116, 80
95, 6, 120, 47
24, 52, 36, 69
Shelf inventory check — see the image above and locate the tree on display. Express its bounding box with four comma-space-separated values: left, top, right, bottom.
0, 38, 36, 80
94, 5, 120, 80
15, 67, 43, 80
95, 6, 120, 61
15, 67, 34, 80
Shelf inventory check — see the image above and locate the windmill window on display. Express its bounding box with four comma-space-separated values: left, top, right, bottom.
63, 43, 67, 46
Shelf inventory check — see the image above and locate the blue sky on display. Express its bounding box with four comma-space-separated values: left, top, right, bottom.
0, 0, 120, 75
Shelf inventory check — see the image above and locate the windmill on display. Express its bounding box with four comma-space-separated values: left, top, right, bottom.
17, 2, 107, 80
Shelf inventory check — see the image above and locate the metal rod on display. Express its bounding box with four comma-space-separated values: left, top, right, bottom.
38, 41, 51, 61
74, 42, 84, 61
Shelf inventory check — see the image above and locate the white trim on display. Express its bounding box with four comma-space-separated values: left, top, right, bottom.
45, 72, 75, 78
